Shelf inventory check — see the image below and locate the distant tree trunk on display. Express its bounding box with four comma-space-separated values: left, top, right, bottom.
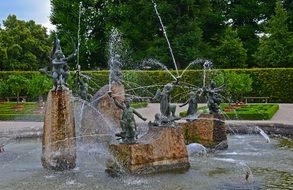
38, 95, 44, 107
17, 92, 20, 104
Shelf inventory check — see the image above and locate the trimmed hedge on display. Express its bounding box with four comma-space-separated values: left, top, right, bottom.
0, 68, 293, 102
179, 106, 208, 117
223, 104, 279, 120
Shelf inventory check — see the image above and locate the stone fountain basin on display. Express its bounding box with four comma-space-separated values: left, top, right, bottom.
0, 135, 292, 190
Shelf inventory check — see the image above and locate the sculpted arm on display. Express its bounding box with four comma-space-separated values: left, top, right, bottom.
179, 100, 189, 107
113, 97, 124, 110
133, 110, 147, 121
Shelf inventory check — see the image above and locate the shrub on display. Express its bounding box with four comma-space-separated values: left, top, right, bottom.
214, 71, 252, 102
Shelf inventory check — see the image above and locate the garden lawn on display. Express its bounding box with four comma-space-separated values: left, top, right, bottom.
0, 102, 44, 121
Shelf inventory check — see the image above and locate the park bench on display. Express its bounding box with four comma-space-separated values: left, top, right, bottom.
243, 96, 269, 103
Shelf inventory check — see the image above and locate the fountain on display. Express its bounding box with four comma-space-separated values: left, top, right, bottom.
1, 2, 293, 189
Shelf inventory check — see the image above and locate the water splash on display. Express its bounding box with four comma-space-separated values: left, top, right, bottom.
203, 60, 213, 88
255, 126, 271, 143
108, 28, 123, 91
74, 97, 118, 135
187, 143, 207, 156
142, 58, 177, 81
238, 162, 254, 182
179, 59, 207, 78
151, 0, 179, 77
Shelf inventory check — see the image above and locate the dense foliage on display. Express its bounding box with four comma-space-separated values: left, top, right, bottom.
213, 71, 252, 102
254, 1, 293, 67
0, 1, 291, 70
49, 0, 293, 70
0, 15, 51, 71
0, 68, 292, 102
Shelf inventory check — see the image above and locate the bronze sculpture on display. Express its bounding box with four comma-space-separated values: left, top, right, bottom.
110, 93, 147, 144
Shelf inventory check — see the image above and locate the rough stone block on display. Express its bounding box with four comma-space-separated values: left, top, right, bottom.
108, 126, 190, 174
180, 114, 227, 149
91, 84, 125, 128
42, 90, 76, 170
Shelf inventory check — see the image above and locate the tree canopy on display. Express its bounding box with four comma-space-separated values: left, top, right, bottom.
254, 0, 293, 67
49, 0, 292, 70
0, 1, 292, 71
0, 15, 51, 71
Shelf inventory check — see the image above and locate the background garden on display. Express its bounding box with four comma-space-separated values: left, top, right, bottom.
0, 0, 292, 120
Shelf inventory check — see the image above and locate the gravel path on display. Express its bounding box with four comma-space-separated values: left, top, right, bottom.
271, 104, 293, 124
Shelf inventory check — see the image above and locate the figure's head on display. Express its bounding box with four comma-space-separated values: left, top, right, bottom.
155, 113, 161, 120
210, 80, 216, 89
124, 98, 131, 107
163, 83, 173, 92
54, 50, 65, 59
189, 91, 196, 98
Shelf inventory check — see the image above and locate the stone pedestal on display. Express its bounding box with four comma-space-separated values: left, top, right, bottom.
91, 84, 125, 128
108, 126, 190, 175
180, 114, 227, 149
42, 90, 76, 170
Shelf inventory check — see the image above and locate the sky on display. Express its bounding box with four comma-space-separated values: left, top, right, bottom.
0, 0, 55, 31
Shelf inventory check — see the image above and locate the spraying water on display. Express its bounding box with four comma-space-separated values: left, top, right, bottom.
255, 126, 271, 143
108, 28, 123, 92
76, 2, 82, 70
203, 60, 213, 88
151, 0, 179, 77
180, 59, 209, 78
142, 58, 177, 80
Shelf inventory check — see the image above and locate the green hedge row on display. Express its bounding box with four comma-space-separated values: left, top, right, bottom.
224, 104, 279, 120
131, 102, 148, 109
0, 68, 292, 102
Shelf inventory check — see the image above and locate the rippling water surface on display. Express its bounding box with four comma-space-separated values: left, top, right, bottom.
0, 135, 292, 190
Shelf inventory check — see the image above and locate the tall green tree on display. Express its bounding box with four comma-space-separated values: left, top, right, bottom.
226, 0, 276, 67
212, 27, 247, 68
28, 75, 52, 103
0, 79, 9, 99
7, 75, 29, 103
51, 0, 211, 69
0, 15, 51, 71
254, 1, 293, 67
